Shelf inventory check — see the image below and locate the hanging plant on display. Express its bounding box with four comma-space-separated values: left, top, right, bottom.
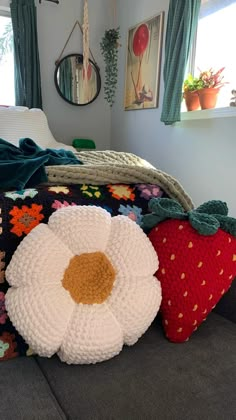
100, 28, 120, 107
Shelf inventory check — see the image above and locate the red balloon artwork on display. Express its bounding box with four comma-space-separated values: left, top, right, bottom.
132, 24, 149, 56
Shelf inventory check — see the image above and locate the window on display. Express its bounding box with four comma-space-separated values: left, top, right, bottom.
190, 0, 236, 108
0, 10, 14, 105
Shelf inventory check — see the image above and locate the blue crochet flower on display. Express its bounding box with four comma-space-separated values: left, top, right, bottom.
5, 189, 38, 201
118, 204, 143, 225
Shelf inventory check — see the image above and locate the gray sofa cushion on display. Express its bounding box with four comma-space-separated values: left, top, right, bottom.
215, 278, 236, 323
0, 357, 66, 420
37, 313, 236, 420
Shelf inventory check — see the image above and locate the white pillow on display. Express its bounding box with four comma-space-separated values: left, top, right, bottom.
0, 107, 75, 151
0, 106, 28, 111
6, 206, 161, 364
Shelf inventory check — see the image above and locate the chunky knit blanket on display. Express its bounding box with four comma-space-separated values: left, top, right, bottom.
46, 150, 193, 211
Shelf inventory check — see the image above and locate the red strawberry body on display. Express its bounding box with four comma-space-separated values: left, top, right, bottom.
149, 219, 236, 343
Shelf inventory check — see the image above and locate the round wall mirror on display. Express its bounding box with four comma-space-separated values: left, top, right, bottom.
54, 54, 101, 106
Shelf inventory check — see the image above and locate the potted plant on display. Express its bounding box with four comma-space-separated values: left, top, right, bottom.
197, 67, 227, 109
183, 74, 202, 111
100, 28, 120, 107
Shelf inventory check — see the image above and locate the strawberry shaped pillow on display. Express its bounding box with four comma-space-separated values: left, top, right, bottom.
142, 199, 236, 343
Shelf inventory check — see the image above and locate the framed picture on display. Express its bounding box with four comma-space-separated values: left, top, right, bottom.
124, 12, 164, 111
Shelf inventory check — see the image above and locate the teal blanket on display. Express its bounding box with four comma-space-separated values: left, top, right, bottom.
0, 138, 82, 190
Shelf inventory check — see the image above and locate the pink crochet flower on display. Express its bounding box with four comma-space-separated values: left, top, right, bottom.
137, 184, 163, 200
52, 200, 76, 210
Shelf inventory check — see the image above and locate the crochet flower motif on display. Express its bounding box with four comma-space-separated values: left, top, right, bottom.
52, 200, 76, 210
81, 185, 102, 199
0, 332, 18, 361
48, 186, 70, 195
4, 189, 38, 201
0, 292, 7, 324
107, 184, 135, 201
0, 339, 9, 358
118, 205, 143, 225
137, 184, 163, 200
6, 206, 161, 365
9, 204, 44, 237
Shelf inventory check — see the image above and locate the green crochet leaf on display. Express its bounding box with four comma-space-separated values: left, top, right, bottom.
189, 212, 220, 236
141, 213, 166, 230
149, 198, 187, 220
196, 200, 228, 216
142, 198, 186, 231
142, 198, 236, 237
214, 215, 236, 237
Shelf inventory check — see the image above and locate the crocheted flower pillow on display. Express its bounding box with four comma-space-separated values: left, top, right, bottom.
5, 206, 161, 364
142, 199, 236, 343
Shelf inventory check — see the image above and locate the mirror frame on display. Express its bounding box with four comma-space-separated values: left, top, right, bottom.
54, 53, 101, 106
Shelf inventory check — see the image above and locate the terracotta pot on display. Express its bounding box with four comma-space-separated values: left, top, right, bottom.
197, 88, 220, 110
183, 91, 200, 111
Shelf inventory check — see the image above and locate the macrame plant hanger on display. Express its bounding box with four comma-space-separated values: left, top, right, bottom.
113, 0, 117, 30
55, 10, 96, 67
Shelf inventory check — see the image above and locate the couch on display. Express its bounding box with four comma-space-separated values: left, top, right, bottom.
0, 108, 236, 420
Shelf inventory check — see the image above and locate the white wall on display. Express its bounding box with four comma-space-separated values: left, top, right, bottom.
37, 0, 112, 149
111, 0, 236, 216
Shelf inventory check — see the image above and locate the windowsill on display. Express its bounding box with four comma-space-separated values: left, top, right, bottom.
181, 106, 236, 121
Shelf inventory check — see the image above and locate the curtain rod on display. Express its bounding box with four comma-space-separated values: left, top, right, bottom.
39, 0, 59, 4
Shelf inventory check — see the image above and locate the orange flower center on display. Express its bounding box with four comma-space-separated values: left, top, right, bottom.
62, 252, 116, 304
19, 214, 35, 227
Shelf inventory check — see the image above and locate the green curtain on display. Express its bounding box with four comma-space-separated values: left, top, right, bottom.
59, 58, 73, 103
11, 0, 42, 109
161, 0, 201, 125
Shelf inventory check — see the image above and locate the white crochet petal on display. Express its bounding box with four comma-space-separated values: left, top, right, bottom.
58, 303, 123, 364
105, 215, 158, 276
107, 274, 162, 345
5, 284, 74, 357
6, 224, 73, 288
48, 206, 111, 255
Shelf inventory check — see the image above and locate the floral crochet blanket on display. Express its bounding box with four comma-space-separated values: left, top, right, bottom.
46, 150, 194, 211
0, 182, 168, 361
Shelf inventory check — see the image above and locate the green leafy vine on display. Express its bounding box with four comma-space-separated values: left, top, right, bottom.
100, 28, 120, 107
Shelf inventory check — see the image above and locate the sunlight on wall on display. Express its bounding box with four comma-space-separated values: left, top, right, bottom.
0, 15, 15, 105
